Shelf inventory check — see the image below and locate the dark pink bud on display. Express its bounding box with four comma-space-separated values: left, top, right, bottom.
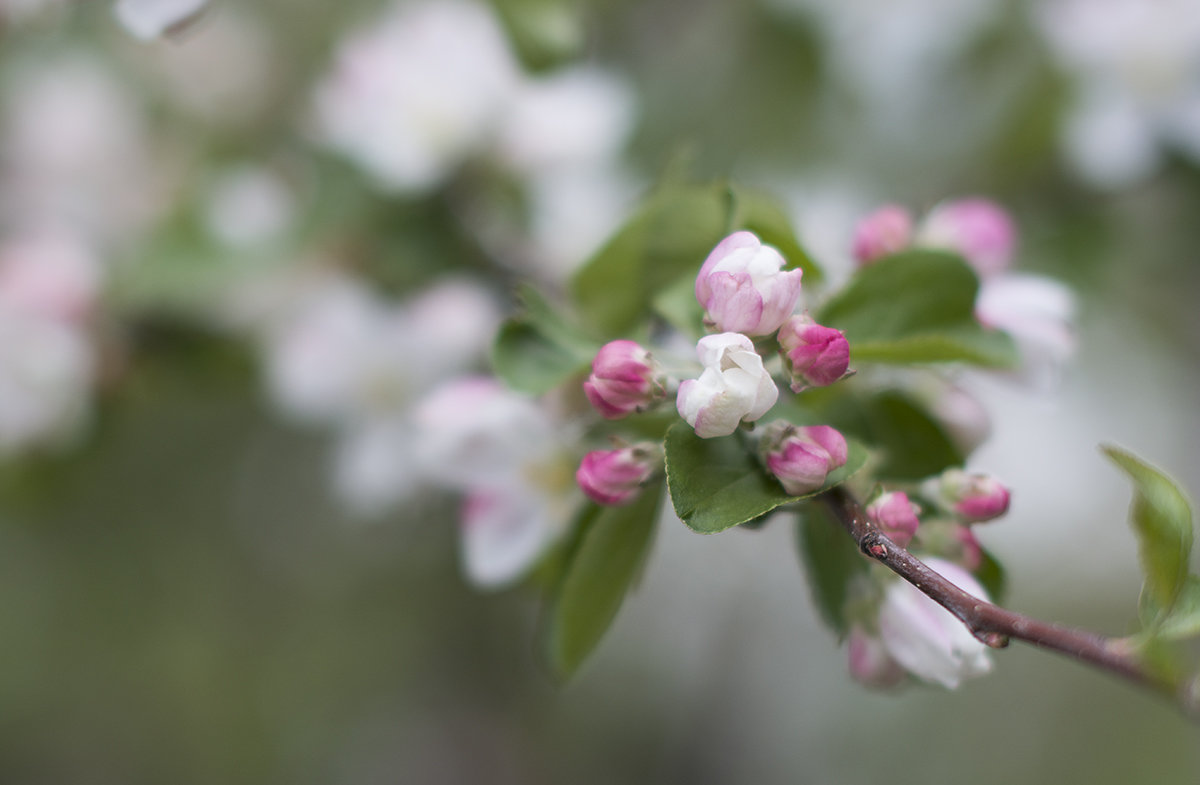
937, 469, 1011, 523
777, 314, 851, 391
852, 205, 913, 265
761, 422, 848, 496
866, 492, 920, 548
583, 340, 663, 419
576, 444, 658, 506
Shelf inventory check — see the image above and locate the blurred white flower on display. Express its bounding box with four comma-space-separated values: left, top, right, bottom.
414, 377, 575, 587
114, 0, 208, 39
976, 273, 1077, 389
204, 166, 295, 249
0, 309, 93, 454
0, 230, 102, 325
312, 0, 520, 193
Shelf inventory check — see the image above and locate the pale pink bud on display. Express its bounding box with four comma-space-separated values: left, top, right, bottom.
694, 231, 803, 336
583, 340, 663, 419
866, 491, 920, 548
576, 443, 658, 506
877, 558, 993, 688
847, 625, 906, 689
760, 422, 848, 496
953, 525, 984, 571
777, 314, 851, 391
917, 198, 1016, 278
676, 333, 778, 439
852, 205, 913, 264
936, 468, 1011, 523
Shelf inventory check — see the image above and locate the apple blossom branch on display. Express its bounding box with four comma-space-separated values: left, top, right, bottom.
819, 486, 1199, 720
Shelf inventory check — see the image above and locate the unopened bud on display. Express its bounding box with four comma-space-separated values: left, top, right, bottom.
777, 313, 851, 391
852, 205, 913, 265
583, 339, 664, 419
847, 625, 906, 689
576, 443, 658, 506
917, 198, 1015, 278
935, 468, 1011, 523
866, 491, 920, 548
695, 231, 803, 336
760, 422, 848, 496
676, 333, 778, 438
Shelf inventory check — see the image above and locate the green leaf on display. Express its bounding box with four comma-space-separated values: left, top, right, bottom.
546, 481, 663, 679
491, 285, 600, 395
1102, 445, 1194, 627
1152, 577, 1200, 641
665, 423, 868, 534
570, 183, 732, 336
817, 250, 1017, 367
728, 185, 823, 282
823, 389, 963, 481
795, 504, 868, 637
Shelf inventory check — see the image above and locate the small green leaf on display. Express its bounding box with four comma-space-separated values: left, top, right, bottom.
547, 481, 663, 679
1102, 445, 1194, 627
491, 285, 600, 395
795, 504, 868, 637
570, 183, 731, 336
665, 423, 868, 534
1152, 577, 1200, 641
728, 185, 823, 282
823, 389, 963, 481
817, 250, 1017, 367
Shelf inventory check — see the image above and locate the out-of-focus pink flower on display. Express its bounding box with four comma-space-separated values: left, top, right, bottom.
852, 204, 913, 264
676, 333, 778, 439
583, 340, 663, 419
576, 444, 658, 506
777, 313, 850, 391
114, 0, 208, 39
877, 558, 993, 688
847, 625, 906, 689
976, 273, 1076, 388
760, 422, 848, 496
866, 491, 921, 548
695, 231, 803, 336
917, 198, 1016, 279
935, 468, 1011, 523
0, 231, 101, 324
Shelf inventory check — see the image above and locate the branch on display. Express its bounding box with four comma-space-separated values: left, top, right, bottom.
820, 486, 1197, 719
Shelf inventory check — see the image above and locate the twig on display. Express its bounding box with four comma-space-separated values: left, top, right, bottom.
820, 486, 1197, 718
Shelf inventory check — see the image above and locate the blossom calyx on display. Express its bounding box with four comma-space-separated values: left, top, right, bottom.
583, 340, 664, 419
866, 491, 920, 548
695, 231, 803, 336
576, 443, 659, 506
760, 421, 848, 496
676, 333, 778, 439
777, 314, 851, 391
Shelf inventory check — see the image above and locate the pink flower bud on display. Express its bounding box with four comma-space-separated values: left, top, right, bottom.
936, 469, 1011, 523
576, 443, 658, 506
760, 422, 848, 496
917, 198, 1016, 278
852, 205, 913, 264
777, 314, 851, 391
847, 625, 906, 689
877, 558, 993, 688
583, 339, 663, 419
695, 231, 803, 336
953, 525, 983, 571
866, 491, 920, 548
676, 333, 778, 438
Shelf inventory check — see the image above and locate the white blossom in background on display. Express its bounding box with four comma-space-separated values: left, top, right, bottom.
204, 166, 296, 249
312, 0, 520, 193
1036, 0, 1200, 187
976, 273, 1077, 389
0, 231, 102, 325
114, 0, 208, 39
0, 57, 161, 248
413, 377, 576, 587
257, 272, 503, 515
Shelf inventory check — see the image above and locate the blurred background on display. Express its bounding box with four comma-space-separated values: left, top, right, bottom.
0, 0, 1198, 782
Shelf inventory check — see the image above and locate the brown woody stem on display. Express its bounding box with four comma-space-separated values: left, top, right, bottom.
820, 486, 1196, 718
